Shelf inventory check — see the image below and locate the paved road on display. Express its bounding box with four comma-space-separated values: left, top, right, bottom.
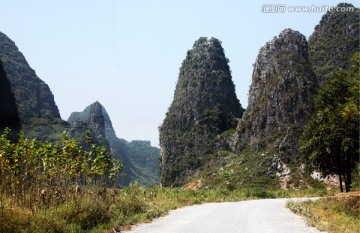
125, 198, 325, 233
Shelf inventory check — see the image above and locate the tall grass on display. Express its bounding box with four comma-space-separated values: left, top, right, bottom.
0, 183, 334, 233
287, 195, 360, 233
0, 130, 338, 232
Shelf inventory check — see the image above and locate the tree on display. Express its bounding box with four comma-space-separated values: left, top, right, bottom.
0, 129, 122, 210
301, 52, 359, 192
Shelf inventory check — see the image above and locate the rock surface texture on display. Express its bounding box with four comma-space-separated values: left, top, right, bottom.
68, 102, 160, 186
0, 31, 69, 142
308, 3, 359, 87
0, 31, 60, 121
236, 29, 317, 160
160, 37, 244, 187
68, 101, 109, 148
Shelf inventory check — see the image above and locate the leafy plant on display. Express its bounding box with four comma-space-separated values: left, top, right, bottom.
0, 129, 121, 210
300, 53, 360, 192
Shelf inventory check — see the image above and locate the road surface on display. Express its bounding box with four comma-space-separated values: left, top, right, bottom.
124, 198, 324, 233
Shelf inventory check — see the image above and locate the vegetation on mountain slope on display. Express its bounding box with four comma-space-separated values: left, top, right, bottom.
301, 53, 360, 192
120, 140, 160, 186
68, 102, 160, 187
160, 37, 244, 187
0, 31, 70, 142
164, 6, 359, 191
237, 29, 317, 161
308, 3, 359, 87
0, 3, 359, 233
0, 32, 60, 120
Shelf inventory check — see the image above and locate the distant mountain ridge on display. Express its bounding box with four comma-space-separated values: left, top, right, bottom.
0, 31, 159, 187
68, 102, 160, 187
68, 101, 110, 149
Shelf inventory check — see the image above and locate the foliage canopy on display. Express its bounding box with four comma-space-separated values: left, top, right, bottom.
300, 52, 360, 192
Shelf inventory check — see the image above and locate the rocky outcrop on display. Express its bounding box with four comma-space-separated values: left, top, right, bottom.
237, 29, 317, 160
159, 37, 244, 187
308, 3, 359, 87
0, 31, 60, 121
0, 31, 70, 142
68, 102, 160, 187
68, 101, 109, 148
0, 60, 20, 134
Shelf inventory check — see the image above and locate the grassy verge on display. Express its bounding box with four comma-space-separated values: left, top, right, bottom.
0, 185, 334, 233
286, 192, 360, 233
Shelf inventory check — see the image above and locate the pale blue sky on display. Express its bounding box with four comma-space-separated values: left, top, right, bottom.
0, 1, 357, 146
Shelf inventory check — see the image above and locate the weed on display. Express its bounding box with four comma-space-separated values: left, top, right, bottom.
244, 188, 276, 199
287, 195, 360, 233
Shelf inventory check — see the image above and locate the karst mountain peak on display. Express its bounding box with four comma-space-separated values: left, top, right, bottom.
160, 37, 244, 187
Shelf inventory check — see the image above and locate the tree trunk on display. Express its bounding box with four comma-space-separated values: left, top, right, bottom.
339, 173, 343, 192
345, 170, 352, 192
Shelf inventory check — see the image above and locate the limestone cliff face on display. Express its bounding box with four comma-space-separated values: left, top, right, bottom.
0, 31, 60, 121
68, 102, 160, 187
0, 60, 20, 133
0, 31, 69, 142
159, 37, 244, 187
308, 3, 359, 87
237, 29, 317, 159
68, 101, 110, 151
160, 7, 358, 189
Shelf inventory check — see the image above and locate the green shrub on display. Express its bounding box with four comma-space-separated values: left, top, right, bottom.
244, 188, 276, 199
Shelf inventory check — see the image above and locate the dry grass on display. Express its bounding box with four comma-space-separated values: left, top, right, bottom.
0, 185, 333, 232
287, 191, 360, 233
